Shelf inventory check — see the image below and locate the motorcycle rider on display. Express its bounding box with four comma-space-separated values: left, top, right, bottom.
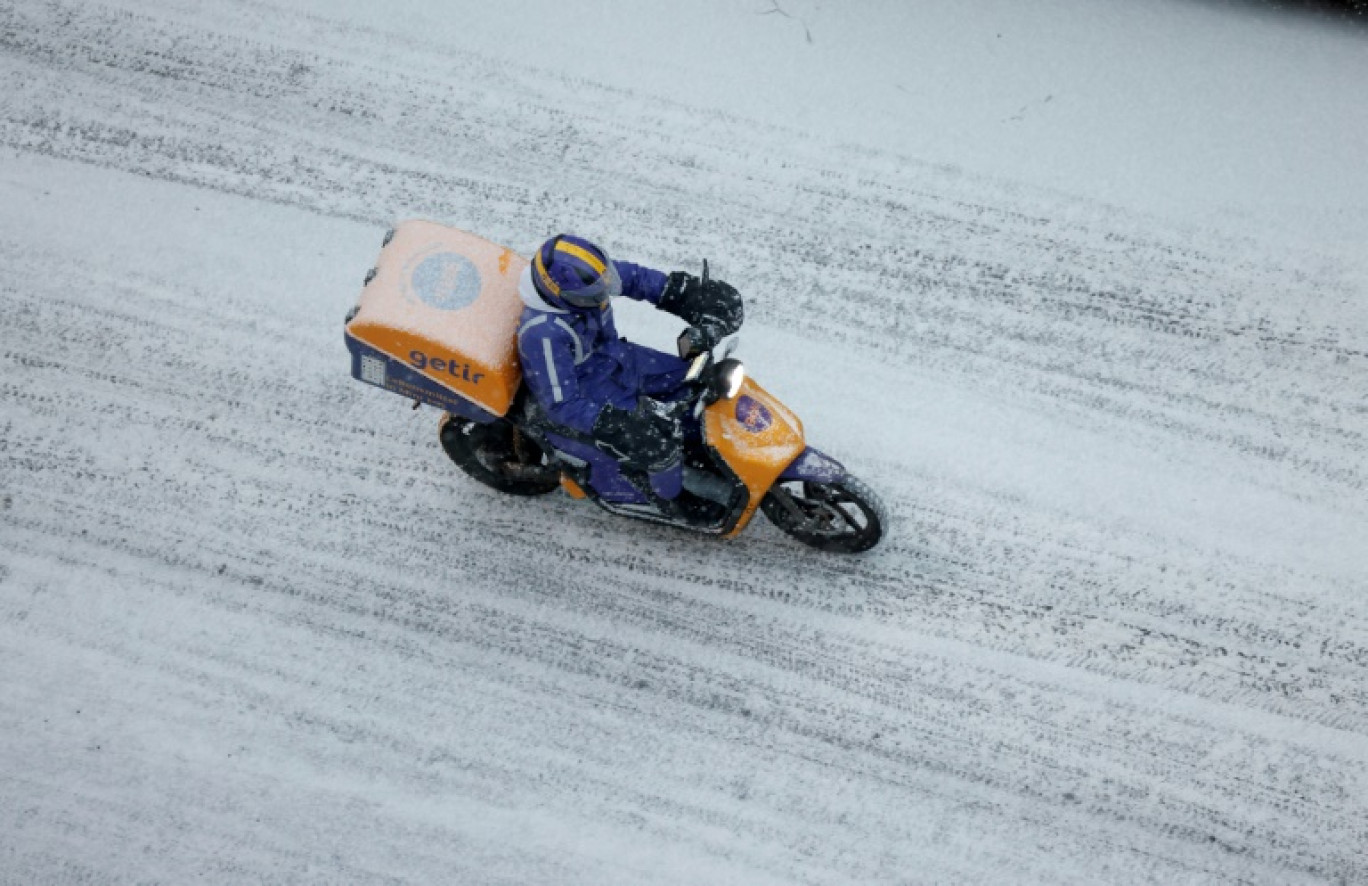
516, 234, 742, 519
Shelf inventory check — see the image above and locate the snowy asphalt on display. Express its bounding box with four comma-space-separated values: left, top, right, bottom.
1, 2, 1366, 883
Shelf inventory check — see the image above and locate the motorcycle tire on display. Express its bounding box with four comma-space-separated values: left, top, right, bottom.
438, 414, 560, 497
760, 475, 886, 553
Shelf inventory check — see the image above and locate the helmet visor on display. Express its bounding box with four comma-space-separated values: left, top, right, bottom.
558, 261, 622, 309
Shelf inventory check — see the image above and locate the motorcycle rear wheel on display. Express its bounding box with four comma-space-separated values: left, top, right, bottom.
438, 414, 560, 497
760, 476, 885, 553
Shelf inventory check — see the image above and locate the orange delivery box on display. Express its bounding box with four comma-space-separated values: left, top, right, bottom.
344, 221, 527, 421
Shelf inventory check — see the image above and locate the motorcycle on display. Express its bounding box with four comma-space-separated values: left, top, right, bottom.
345, 221, 885, 553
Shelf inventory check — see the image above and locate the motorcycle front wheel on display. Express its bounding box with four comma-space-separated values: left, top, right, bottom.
438, 414, 560, 497
760, 476, 886, 553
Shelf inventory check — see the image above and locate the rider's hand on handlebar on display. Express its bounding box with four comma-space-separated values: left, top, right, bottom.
676, 325, 712, 359
662, 272, 744, 351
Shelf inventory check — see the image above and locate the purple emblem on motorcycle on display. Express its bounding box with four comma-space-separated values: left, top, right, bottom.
736, 395, 773, 433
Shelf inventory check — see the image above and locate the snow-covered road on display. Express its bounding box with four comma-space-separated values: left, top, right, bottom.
2, 1, 1366, 882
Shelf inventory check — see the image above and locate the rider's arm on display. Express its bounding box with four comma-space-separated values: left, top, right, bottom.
613, 260, 669, 306
517, 320, 601, 434
614, 259, 744, 347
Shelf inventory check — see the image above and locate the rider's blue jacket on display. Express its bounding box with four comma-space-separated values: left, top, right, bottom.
516, 260, 688, 434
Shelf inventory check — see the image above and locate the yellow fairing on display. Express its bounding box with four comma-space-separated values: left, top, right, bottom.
704, 377, 806, 537
346, 221, 526, 416
560, 475, 588, 499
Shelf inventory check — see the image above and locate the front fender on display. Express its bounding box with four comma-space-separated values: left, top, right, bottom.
778, 446, 847, 484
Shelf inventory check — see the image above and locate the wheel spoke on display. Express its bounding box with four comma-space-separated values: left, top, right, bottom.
830, 500, 865, 534
778, 483, 858, 539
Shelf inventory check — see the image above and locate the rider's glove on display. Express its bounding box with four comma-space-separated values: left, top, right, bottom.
660, 272, 744, 351
592, 398, 685, 472
660, 271, 702, 308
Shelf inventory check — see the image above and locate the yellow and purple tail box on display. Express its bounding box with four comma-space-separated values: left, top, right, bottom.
345, 221, 526, 423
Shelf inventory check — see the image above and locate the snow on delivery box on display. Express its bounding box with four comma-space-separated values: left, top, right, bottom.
345, 221, 525, 422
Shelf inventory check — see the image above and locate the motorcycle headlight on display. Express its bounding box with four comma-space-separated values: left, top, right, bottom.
716, 359, 745, 400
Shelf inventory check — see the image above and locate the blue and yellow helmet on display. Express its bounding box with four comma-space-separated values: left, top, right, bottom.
531, 234, 622, 311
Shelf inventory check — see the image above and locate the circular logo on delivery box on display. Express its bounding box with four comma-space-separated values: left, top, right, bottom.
735, 395, 773, 433
407, 251, 482, 312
